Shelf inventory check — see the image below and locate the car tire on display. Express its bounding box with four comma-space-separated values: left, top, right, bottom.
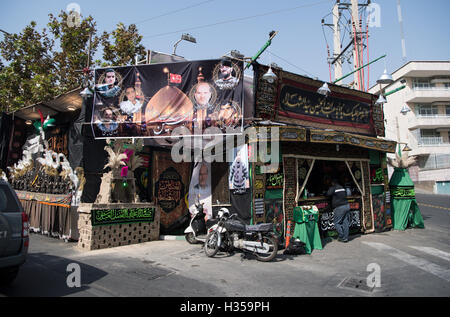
0, 266, 20, 285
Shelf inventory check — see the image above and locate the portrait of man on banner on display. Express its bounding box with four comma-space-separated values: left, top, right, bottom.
229, 145, 250, 194
94, 106, 119, 137
213, 58, 241, 90
188, 161, 212, 220
95, 68, 122, 98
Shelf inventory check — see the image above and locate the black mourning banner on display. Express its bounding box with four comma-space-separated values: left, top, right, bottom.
279, 84, 371, 125
91, 207, 155, 226
92, 59, 244, 139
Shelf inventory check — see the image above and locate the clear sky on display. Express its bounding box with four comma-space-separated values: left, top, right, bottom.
1, 0, 449, 88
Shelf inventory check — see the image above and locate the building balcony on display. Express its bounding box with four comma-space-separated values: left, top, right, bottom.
409, 137, 450, 156
405, 88, 450, 103
408, 115, 450, 130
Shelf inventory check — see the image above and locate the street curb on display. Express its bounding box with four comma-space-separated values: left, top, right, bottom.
159, 235, 186, 241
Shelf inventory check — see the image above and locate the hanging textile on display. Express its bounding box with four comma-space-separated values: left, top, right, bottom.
229, 145, 250, 195
389, 168, 425, 230
188, 161, 212, 220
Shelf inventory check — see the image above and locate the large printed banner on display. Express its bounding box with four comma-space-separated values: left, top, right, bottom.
254, 64, 379, 136
92, 59, 244, 139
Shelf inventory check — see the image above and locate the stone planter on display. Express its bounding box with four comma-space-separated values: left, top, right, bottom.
77, 203, 160, 251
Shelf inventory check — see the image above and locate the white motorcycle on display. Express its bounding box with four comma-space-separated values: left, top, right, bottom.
184, 202, 218, 244
204, 208, 278, 262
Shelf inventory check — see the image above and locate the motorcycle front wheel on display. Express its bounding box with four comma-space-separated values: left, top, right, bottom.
185, 232, 197, 244
255, 235, 278, 262
204, 231, 220, 257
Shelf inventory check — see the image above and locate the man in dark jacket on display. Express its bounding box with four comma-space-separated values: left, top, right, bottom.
326, 179, 351, 242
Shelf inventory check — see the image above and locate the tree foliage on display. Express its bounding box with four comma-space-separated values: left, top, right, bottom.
0, 12, 146, 113
100, 22, 146, 67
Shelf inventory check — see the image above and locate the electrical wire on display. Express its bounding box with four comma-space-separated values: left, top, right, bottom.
267, 50, 316, 78
133, 0, 217, 25
142, 0, 333, 39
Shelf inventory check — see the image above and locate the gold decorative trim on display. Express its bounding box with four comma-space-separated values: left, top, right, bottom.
309, 129, 396, 153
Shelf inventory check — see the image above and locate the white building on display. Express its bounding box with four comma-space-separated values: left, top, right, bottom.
370, 61, 450, 195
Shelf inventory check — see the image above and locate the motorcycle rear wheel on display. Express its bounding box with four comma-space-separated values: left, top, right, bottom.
204, 231, 220, 257
255, 235, 278, 262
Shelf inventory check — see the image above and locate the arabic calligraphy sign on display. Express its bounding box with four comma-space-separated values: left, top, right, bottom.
155, 167, 185, 213
279, 84, 371, 125
92, 207, 155, 226
391, 187, 415, 199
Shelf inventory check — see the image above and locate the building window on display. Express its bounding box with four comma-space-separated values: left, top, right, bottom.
418, 105, 438, 117
413, 78, 435, 90
419, 154, 450, 170
420, 129, 440, 138
446, 105, 450, 116
419, 129, 442, 145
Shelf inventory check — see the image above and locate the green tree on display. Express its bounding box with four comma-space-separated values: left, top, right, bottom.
47, 11, 101, 93
0, 13, 147, 113
100, 22, 146, 67
0, 22, 57, 112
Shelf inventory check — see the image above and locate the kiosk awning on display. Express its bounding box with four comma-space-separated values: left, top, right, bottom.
248, 125, 396, 153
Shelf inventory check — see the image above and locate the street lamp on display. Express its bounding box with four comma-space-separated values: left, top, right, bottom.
375, 94, 387, 105
230, 50, 244, 60
317, 82, 331, 96
262, 66, 277, 84
398, 142, 412, 152
173, 33, 197, 56
377, 68, 394, 85
400, 104, 411, 115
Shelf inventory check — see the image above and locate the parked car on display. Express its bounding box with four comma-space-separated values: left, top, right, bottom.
0, 179, 29, 285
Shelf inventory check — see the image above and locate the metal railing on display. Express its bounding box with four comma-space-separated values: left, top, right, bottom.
418, 136, 447, 146
412, 86, 450, 91
416, 114, 450, 118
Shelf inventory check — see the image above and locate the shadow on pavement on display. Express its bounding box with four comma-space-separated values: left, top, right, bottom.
0, 253, 108, 297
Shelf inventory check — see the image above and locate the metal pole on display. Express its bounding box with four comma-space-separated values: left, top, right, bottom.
385, 85, 406, 97
333, 3, 342, 81
245, 31, 278, 70
333, 54, 386, 84
173, 39, 182, 56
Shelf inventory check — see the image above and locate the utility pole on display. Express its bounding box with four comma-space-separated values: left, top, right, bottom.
323, 1, 371, 90
333, 3, 343, 81
351, 0, 363, 91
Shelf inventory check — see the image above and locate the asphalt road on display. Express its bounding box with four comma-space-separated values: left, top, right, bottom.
0, 193, 449, 298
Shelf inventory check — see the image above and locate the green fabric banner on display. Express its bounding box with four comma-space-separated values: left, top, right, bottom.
292, 206, 322, 254
391, 199, 425, 230
292, 222, 323, 254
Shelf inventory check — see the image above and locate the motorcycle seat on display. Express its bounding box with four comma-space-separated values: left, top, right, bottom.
245, 223, 273, 232
206, 219, 218, 228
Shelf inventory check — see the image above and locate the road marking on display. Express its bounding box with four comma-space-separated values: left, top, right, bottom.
362, 242, 450, 283
409, 246, 450, 262
417, 203, 450, 211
